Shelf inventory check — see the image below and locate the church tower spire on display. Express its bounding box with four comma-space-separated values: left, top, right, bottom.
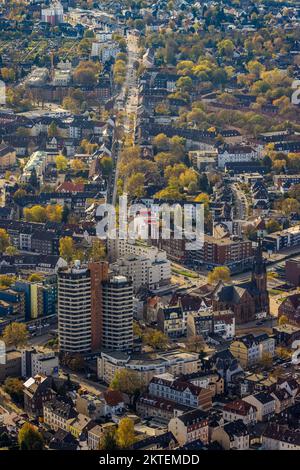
252, 238, 267, 291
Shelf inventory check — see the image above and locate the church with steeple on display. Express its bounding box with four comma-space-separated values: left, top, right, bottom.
212, 239, 269, 324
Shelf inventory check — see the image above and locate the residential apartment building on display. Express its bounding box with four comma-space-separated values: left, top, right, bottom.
58, 261, 109, 353
218, 146, 259, 169
229, 333, 275, 368
148, 373, 212, 410
211, 420, 249, 450
285, 258, 300, 287
157, 306, 185, 338
263, 225, 300, 252
222, 400, 257, 425
58, 263, 92, 354
197, 235, 253, 270
136, 395, 191, 423
101, 275, 133, 351
97, 350, 200, 385
278, 293, 300, 325
262, 424, 300, 450
111, 253, 171, 293
0, 143, 16, 169
243, 393, 276, 421
21, 348, 59, 378
186, 309, 235, 340
168, 409, 209, 446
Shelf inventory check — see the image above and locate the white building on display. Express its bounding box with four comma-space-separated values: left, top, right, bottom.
243, 393, 276, 421
101, 275, 133, 351
21, 348, 59, 378
21, 151, 49, 183
91, 41, 120, 62
58, 263, 92, 354
168, 409, 209, 446
41, 2, 64, 25
218, 146, 259, 169
110, 253, 171, 292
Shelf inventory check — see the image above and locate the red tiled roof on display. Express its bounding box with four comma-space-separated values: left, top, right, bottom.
103, 390, 124, 406
56, 182, 85, 193
223, 400, 256, 415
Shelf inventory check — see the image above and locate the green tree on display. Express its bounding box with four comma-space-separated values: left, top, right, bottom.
0, 229, 10, 253
110, 369, 144, 396
48, 121, 58, 138
18, 423, 44, 450
89, 239, 106, 261
28, 273, 43, 283
28, 168, 38, 189
99, 429, 119, 450
142, 328, 168, 350
59, 236, 74, 263
55, 155, 68, 172
208, 266, 231, 284
2, 322, 28, 349
126, 173, 145, 198
100, 156, 113, 177
3, 377, 24, 404
266, 219, 281, 234
116, 418, 136, 449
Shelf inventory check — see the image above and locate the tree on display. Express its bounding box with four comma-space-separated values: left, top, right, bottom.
100, 156, 113, 177
55, 155, 68, 172
2, 322, 28, 349
0, 275, 16, 288
5, 245, 19, 256
3, 377, 24, 404
142, 328, 168, 350
28, 273, 43, 283
154, 186, 183, 201
208, 266, 231, 284
99, 429, 119, 450
279, 315, 288, 326
13, 188, 27, 203
126, 173, 145, 198
116, 418, 136, 449
266, 219, 281, 234
45, 204, 63, 222
48, 121, 58, 138
0, 229, 10, 253
281, 198, 300, 216
186, 335, 206, 353
71, 159, 85, 171
59, 236, 74, 263
176, 76, 193, 93
28, 167, 38, 189
217, 39, 234, 58
24, 205, 46, 223
89, 239, 106, 261
110, 369, 144, 396
1, 67, 15, 82
18, 423, 43, 450
73, 61, 100, 86
179, 169, 198, 189
153, 133, 169, 151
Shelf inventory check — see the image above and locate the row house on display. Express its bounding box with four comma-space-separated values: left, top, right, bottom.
148, 373, 212, 411
262, 424, 300, 450
136, 395, 191, 423
243, 392, 276, 421
168, 409, 209, 446
222, 400, 257, 425
211, 420, 249, 450
229, 333, 275, 368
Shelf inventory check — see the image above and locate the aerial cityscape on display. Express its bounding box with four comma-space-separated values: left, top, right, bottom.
0, 0, 299, 456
